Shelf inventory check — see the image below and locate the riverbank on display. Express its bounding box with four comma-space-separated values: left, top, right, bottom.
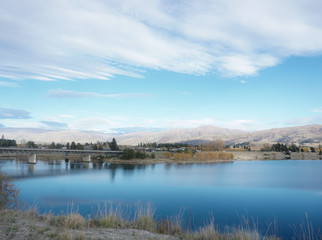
228, 151, 321, 161
0, 209, 178, 240
0, 208, 283, 240
103, 151, 321, 164
1, 151, 321, 165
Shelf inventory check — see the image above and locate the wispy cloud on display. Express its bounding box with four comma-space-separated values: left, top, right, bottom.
41, 121, 68, 129
218, 119, 265, 131
0, 81, 19, 88
69, 117, 118, 132
1, 0, 322, 81
48, 89, 149, 99
0, 108, 31, 119
312, 107, 322, 113
59, 114, 74, 119
1, 120, 44, 129
165, 118, 215, 128
283, 116, 322, 126
179, 91, 191, 95
240, 80, 246, 84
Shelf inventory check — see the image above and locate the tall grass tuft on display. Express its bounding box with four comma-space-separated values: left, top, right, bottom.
132, 202, 156, 232
90, 202, 126, 228
291, 213, 322, 240
47, 201, 85, 229
191, 223, 222, 240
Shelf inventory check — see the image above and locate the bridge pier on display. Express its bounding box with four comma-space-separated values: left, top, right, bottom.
82, 154, 91, 162
28, 154, 37, 164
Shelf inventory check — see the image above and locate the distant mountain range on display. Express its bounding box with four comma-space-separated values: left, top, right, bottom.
0, 124, 321, 146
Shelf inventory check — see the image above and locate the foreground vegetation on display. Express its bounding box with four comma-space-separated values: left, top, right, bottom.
0, 207, 280, 240
2, 203, 322, 240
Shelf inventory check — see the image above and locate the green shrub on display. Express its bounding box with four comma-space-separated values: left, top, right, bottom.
121, 148, 135, 160
121, 149, 148, 160
135, 151, 147, 159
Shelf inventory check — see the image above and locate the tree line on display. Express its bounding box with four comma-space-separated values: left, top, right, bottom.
0, 138, 17, 147
138, 140, 227, 152
261, 143, 320, 154
0, 137, 120, 151
45, 138, 120, 151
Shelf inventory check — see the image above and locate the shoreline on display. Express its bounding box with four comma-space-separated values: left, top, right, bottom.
0, 151, 321, 165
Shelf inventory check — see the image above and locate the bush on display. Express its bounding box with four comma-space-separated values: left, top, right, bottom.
121, 149, 148, 160
135, 151, 147, 159
0, 169, 20, 209
173, 152, 193, 161
195, 152, 233, 161
121, 148, 135, 160
164, 151, 172, 159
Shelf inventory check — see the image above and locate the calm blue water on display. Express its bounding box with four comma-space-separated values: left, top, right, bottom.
1, 159, 322, 238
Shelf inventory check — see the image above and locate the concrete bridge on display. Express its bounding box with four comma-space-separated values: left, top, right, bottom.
0, 147, 123, 164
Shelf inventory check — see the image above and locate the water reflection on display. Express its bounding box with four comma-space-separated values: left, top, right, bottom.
28, 164, 35, 175
0, 159, 158, 181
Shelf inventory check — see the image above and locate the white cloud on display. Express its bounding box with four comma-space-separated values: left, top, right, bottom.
41, 121, 68, 129
59, 114, 75, 119
48, 89, 149, 99
69, 117, 119, 132
0, 0, 322, 81
217, 119, 266, 131
283, 116, 322, 126
240, 80, 246, 84
164, 118, 215, 128
0, 107, 31, 119
0, 81, 19, 87
312, 107, 322, 113
2, 120, 46, 129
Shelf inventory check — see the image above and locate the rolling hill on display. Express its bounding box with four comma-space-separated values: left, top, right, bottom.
0, 124, 321, 146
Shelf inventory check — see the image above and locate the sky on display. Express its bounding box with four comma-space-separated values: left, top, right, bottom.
0, 0, 321, 133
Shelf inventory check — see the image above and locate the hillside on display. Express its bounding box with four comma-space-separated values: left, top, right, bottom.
0, 124, 321, 146
0, 128, 110, 144
228, 124, 322, 145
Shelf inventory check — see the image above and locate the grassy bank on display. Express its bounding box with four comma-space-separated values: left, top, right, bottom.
0, 205, 285, 240
2, 203, 322, 240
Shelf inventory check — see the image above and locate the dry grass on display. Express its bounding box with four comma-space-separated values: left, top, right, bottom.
291, 213, 322, 240
195, 152, 233, 161
164, 151, 234, 161
1, 200, 321, 240
45, 202, 85, 229
132, 203, 156, 232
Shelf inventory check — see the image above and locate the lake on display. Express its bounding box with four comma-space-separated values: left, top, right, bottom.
1, 159, 322, 238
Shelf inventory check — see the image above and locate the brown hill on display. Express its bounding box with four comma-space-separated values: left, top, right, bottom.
0, 124, 321, 146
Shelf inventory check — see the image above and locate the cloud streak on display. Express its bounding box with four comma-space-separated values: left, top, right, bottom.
0, 108, 31, 119
312, 107, 322, 113
48, 89, 149, 99
0, 81, 19, 88
41, 121, 68, 129
0, 0, 321, 81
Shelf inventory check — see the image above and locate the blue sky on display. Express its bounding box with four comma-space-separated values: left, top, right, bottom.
0, 0, 321, 132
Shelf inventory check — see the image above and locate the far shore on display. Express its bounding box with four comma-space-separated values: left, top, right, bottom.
103, 151, 321, 165
1, 151, 321, 165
